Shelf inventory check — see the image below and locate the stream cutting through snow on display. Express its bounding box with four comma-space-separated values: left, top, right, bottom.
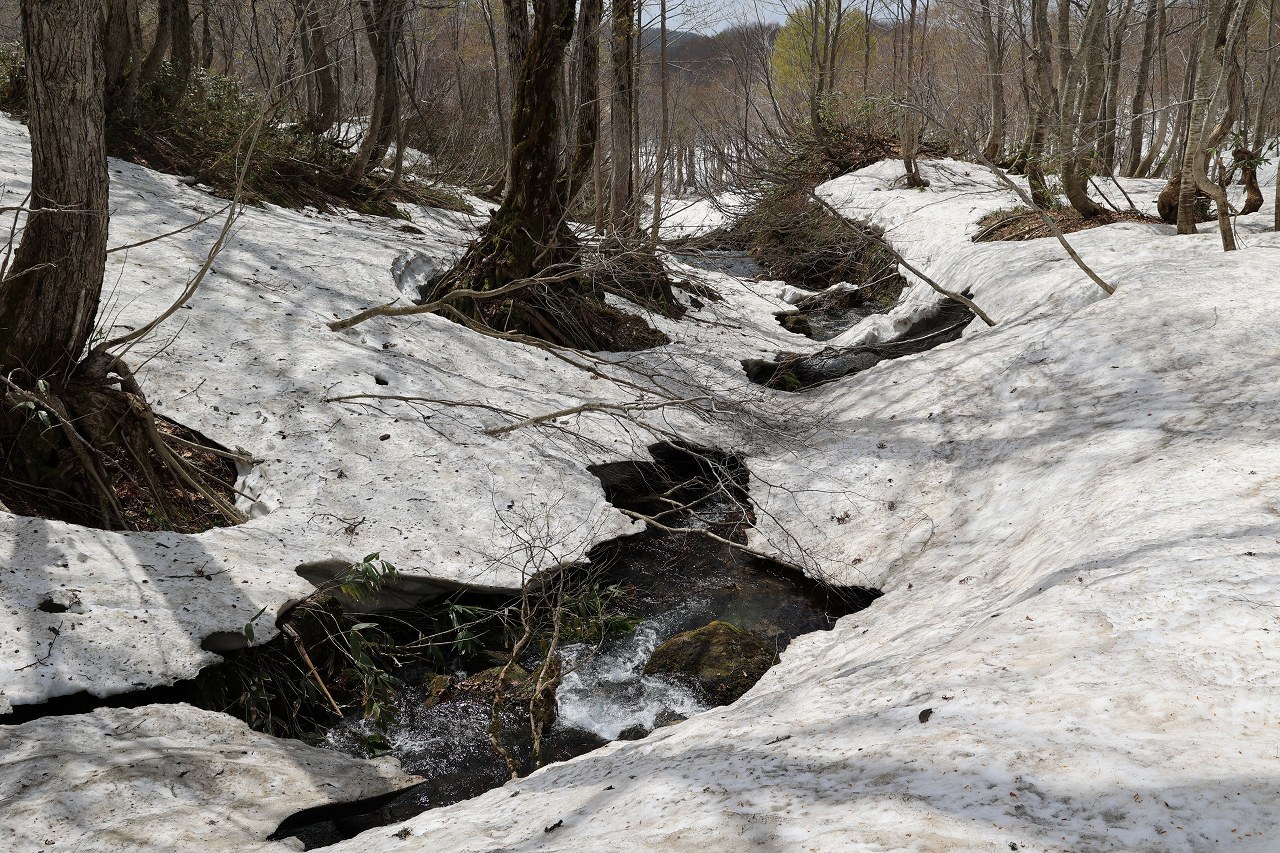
276, 252, 883, 848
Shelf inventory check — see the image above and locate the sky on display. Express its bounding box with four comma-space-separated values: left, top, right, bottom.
666, 0, 791, 33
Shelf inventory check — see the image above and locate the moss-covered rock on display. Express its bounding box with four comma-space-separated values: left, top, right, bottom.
780, 313, 814, 336
421, 674, 453, 710
643, 620, 778, 704
456, 664, 531, 698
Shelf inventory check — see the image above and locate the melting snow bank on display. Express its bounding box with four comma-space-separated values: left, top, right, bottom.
311, 161, 1280, 851
0, 704, 417, 852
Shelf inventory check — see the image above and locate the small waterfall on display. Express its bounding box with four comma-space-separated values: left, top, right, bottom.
555, 611, 709, 741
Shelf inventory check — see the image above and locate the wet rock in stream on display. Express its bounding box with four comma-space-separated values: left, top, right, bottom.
644, 620, 778, 704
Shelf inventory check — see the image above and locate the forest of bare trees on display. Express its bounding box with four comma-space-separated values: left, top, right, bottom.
0, 0, 1262, 233
0, 0, 1268, 233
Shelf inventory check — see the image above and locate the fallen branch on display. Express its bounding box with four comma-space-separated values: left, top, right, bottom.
485, 396, 712, 436
327, 263, 584, 332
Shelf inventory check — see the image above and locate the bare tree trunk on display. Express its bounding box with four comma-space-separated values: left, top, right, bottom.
296, 0, 338, 133
563, 0, 603, 208
979, 0, 1006, 161
649, 0, 669, 242
1097, 0, 1133, 175
1123, 0, 1160, 175
900, 0, 925, 187
169, 0, 193, 91
504, 0, 530, 91
1, 0, 109, 382
608, 0, 635, 233
480, 0, 509, 159
1252, 0, 1278, 144
103, 0, 142, 115
1178, 0, 1256, 248
1059, 0, 1108, 217
140, 0, 174, 87
344, 0, 405, 189
1025, 0, 1055, 208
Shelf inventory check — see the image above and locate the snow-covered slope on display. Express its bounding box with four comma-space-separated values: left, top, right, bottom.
319, 162, 1280, 851
0, 114, 811, 708
5, 115, 1280, 851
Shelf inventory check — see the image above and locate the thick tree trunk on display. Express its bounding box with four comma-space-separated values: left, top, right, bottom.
102, 0, 142, 114
0, 0, 109, 383
169, 0, 193, 91
296, 0, 338, 133
478, 0, 576, 279
504, 0, 531, 93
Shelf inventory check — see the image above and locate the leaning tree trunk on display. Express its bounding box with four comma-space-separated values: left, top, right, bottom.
344, 0, 405, 189
1, 0, 109, 383
1177, 0, 1255, 248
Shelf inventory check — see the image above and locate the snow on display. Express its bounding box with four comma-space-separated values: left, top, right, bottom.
0, 114, 812, 709
319, 159, 1280, 850
5, 110, 1280, 849
0, 703, 418, 852
657, 191, 748, 239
